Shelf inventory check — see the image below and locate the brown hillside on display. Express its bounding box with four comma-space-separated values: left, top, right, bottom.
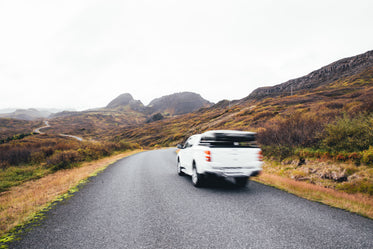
114, 59, 373, 147
47, 110, 147, 140
0, 119, 43, 140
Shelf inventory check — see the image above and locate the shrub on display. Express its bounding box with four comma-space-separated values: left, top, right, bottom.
291, 169, 308, 180
257, 112, 325, 148
336, 180, 373, 195
0, 147, 31, 166
47, 150, 82, 170
261, 145, 293, 161
348, 152, 362, 166
295, 148, 331, 160
321, 113, 373, 153
0, 161, 10, 171
30, 151, 46, 164
361, 146, 373, 166
117, 141, 141, 151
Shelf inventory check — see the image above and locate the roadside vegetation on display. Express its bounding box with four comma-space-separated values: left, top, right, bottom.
0, 134, 140, 193
254, 172, 373, 219
258, 112, 373, 196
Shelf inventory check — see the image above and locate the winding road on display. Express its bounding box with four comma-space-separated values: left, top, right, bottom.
34, 120, 83, 141
6, 149, 373, 248
33, 120, 50, 134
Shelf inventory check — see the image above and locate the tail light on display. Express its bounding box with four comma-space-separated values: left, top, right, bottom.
204, 150, 211, 162
258, 150, 263, 161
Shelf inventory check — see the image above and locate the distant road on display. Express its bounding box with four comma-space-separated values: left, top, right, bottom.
33, 120, 83, 141
7, 149, 373, 248
33, 120, 50, 134
59, 133, 83, 141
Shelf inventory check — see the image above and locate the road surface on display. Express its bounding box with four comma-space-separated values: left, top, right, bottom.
6, 149, 373, 248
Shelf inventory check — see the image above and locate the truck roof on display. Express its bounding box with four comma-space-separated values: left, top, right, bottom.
201, 130, 256, 136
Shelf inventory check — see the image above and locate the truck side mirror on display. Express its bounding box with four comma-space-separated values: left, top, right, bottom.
176, 144, 183, 149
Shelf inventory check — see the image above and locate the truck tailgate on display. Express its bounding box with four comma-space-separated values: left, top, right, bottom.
210, 147, 261, 167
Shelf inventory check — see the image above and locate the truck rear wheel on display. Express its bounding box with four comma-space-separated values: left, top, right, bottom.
192, 166, 204, 187
234, 177, 248, 188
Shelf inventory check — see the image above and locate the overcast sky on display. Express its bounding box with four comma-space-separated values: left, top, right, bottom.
0, 0, 372, 111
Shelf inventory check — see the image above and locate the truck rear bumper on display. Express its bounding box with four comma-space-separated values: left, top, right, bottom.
203, 167, 262, 178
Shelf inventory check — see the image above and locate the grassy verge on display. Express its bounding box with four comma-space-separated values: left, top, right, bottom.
0, 149, 142, 240
253, 172, 373, 219
0, 165, 52, 193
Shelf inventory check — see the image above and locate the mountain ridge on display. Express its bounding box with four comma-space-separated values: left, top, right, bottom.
246, 50, 373, 100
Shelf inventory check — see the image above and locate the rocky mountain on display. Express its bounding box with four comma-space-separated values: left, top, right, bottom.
0, 108, 51, 120
246, 50, 373, 100
106, 93, 145, 112
104, 91, 213, 115
45, 91, 212, 139
148, 92, 213, 115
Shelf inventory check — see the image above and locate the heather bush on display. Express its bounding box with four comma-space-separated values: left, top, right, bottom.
30, 151, 46, 164
47, 150, 82, 170
257, 112, 325, 148
0, 147, 31, 166
320, 113, 373, 153
117, 141, 141, 150
336, 179, 373, 195
261, 145, 293, 161
257, 112, 325, 161
361, 146, 373, 166
295, 148, 331, 160
0, 161, 10, 171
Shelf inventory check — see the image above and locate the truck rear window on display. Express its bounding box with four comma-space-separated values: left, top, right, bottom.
199, 132, 259, 148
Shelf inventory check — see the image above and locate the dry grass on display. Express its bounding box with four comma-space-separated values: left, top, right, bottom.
254, 172, 373, 219
0, 150, 141, 238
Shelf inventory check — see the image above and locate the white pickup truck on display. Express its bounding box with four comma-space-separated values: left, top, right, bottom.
176, 130, 263, 187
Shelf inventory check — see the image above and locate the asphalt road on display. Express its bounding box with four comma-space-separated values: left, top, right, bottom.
7, 149, 373, 248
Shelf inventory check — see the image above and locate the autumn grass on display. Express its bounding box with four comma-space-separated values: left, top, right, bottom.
0, 149, 142, 240
0, 165, 51, 193
253, 172, 373, 219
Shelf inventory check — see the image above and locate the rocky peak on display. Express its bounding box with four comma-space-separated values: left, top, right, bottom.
106, 93, 134, 108
106, 93, 144, 111
148, 92, 213, 115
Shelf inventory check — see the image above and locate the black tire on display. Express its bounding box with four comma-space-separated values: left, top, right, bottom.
177, 160, 185, 176
234, 177, 248, 188
192, 164, 204, 187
